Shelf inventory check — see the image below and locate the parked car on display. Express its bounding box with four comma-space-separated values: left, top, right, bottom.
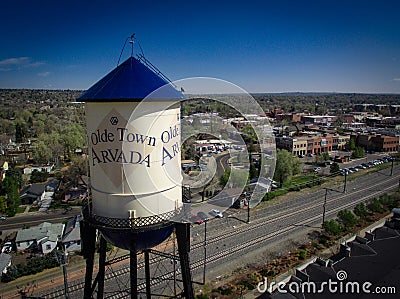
210, 209, 224, 218
313, 167, 321, 172
190, 215, 204, 225
0, 216, 6, 221
197, 211, 209, 221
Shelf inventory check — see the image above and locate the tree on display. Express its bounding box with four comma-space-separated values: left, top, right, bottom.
352, 146, 365, 159
15, 123, 25, 143
30, 169, 49, 183
59, 123, 85, 156
353, 203, 369, 221
0, 195, 7, 213
322, 152, 330, 161
330, 162, 340, 174
274, 149, 293, 187
323, 219, 343, 236
367, 198, 384, 213
249, 162, 258, 180
219, 169, 230, 187
315, 154, 324, 164
292, 156, 302, 175
2, 175, 20, 216
32, 132, 63, 164
31, 140, 52, 164
337, 209, 357, 230
345, 139, 356, 151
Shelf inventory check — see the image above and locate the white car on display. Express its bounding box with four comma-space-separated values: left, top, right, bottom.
210, 209, 224, 218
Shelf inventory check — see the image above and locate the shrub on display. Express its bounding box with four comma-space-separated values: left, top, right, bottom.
298, 249, 307, 260
323, 219, 343, 236
367, 198, 384, 213
337, 209, 357, 230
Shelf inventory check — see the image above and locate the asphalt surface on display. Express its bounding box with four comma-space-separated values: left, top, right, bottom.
0, 207, 81, 233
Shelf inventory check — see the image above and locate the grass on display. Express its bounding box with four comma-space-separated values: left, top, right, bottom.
16, 206, 26, 214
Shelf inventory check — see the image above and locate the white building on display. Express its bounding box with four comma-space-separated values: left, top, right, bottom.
15, 222, 64, 254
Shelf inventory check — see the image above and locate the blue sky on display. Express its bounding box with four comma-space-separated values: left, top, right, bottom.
1, 0, 400, 93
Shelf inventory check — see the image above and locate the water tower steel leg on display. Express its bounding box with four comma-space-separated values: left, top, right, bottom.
83, 255, 94, 299
175, 222, 194, 299
97, 236, 108, 299
130, 249, 138, 299
81, 220, 97, 299
144, 250, 151, 299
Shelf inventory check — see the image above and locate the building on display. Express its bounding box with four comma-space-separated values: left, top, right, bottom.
276, 134, 344, 156
332, 135, 350, 150
267, 215, 400, 299
301, 115, 337, 125
0, 253, 12, 279
15, 222, 64, 254
307, 136, 333, 154
23, 164, 54, 175
355, 133, 399, 153
19, 183, 46, 205
62, 215, 82, 252
370, 134, 399, 152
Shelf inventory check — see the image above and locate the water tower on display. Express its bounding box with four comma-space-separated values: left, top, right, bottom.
79, 38, 194, 298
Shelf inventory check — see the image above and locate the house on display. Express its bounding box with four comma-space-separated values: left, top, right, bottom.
19, 183, 46, 205
46, 178, 60, 192
15, 222, 64, 254
62, 215, 82, 252
64, 185, 87, 202
23, 164, 54, 175
0, 253, 12, 278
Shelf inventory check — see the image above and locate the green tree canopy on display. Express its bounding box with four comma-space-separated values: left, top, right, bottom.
1, 169, 21, 216
330, 162, 340, 174
273, 149, 302, 187
337, 209, 357, 230
353, 203, 369, 220
345, 139, 356, 151
323, 219, 343, 236
352, 146, 365, 159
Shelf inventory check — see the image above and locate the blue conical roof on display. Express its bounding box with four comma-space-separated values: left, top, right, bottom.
79, 57, 184, 102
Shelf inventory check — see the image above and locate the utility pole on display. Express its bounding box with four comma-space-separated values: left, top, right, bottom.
246, 192, 251, 224
343, 171, 347, 193
322, 188, 328, 226
391, 159, 394, 176
203, 221, 207, 285
56, 247, 70, 299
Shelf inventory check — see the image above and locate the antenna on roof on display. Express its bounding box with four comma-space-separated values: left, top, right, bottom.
117, 33, 145, 66
116, 34, 178, 89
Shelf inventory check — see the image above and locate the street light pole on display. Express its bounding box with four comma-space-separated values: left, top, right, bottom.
246, 192, 250, 224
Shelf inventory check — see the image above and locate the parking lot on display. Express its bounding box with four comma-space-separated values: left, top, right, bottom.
301, 152, 393, 176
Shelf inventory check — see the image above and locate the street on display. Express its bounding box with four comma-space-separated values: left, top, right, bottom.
0, 207, 81, 233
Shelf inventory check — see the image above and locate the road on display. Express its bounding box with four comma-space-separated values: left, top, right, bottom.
25, 163, 400, 298
0, 207, 81, 233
